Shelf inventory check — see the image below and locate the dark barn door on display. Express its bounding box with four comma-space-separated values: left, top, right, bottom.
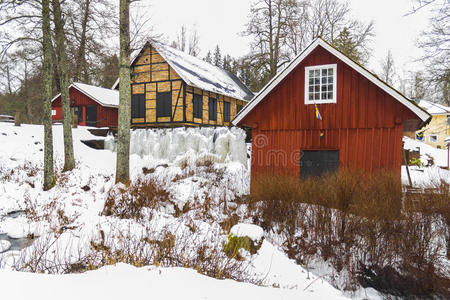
300, 150, 339, 178
85, 106, 97, 127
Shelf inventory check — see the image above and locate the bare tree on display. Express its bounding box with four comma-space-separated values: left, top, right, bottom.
42, 0, 55, 190
244, 0, 296, 82
380, 50, 396, 86
172, 25, 200, 57
52, 0, 75, 172
415, 0, 449, 105
116, 0, 131, 184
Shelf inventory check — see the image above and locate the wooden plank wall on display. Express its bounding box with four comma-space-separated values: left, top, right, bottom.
51, 87, 118, 127
130, 44, 247, 127
239, 45, 420, 177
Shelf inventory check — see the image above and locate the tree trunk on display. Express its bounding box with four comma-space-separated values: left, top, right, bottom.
52, 0, 75, 172
14, 111, 21, 126
42, 0, 55, 191
74, 0, 91, 83
115, 0, 131, 184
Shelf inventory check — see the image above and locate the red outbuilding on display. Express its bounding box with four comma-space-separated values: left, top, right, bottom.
51, 82, 119, 128
233, 38, 431, 180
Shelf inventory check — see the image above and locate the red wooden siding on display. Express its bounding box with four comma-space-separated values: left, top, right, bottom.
239, 46, 420, 180
52, 87, 118, 127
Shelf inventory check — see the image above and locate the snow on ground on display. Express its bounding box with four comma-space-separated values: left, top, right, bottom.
0, 263, 349, 300
403, 136, 449, 167
0, 123, 352, 300
230, 223, 264, 242
402, 136, 450, 186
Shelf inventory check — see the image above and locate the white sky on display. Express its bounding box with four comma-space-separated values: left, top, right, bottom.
144, 0, 434, 76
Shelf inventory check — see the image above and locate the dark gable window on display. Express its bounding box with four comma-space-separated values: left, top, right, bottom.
156, 92, 172, 118
236, 104, 244, 113
208, 97, 217, 121
131, 94, 145, 118
223, 101, 230, 122
193, 94, 202, 119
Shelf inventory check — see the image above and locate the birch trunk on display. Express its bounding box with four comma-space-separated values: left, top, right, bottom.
115, 0, 131, 184
52, 0, 75, 171
42, 0, 55, 190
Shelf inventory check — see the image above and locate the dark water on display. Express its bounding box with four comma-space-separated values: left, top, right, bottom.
0, 210, 37, 253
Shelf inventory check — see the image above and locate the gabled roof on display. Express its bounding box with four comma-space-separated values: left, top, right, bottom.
232, 37, 431, 126
418, 99, 450, 115
52, 82, 119, 108
112, 41, 254, 101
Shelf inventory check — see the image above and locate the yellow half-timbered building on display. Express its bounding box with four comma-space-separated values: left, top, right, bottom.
113, 41, 253, 127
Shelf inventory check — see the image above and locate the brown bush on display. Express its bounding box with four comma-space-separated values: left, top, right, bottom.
102, 177, 170, 220
248, 169, 449, 297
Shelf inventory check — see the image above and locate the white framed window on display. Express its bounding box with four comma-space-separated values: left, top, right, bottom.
51, 109, 56, 116
429, 134, 438, 143
305, 64, 337, 105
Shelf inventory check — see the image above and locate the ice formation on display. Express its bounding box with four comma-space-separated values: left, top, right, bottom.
107, 127, 248, 167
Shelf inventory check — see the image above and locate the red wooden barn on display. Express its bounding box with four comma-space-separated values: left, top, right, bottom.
233, 38, 431, 180
51, 82, 119, 128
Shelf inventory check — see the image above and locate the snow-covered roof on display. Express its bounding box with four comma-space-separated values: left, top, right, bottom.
112, 41, 254, 101
233, 37, 431, 126
418, 99, 450, 115
52, 82, 119, 108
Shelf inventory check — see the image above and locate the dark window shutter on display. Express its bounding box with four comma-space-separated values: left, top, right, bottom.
132, 94, 145, 118
223, 101, 230, 122
193, 94, 202, 119
208, 98, 217, 121
157, 92, 171, 118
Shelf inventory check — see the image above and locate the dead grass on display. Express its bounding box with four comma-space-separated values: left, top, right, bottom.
102, 177, 171, 220
249, 169, 450, 297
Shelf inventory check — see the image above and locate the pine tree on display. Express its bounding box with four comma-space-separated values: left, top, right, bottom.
204, 51, 212, 64
213, 45, 222, 67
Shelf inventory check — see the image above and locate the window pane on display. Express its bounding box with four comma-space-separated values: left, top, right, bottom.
328, 68, 333, 76
314, 78, 320, 85
314, 93, 320, 100
321, 85, 327, 92
314, 70, 320, 77
315, 86, 320, 92
309, 70, 314, 77
328, 84, 333, 90
328, 76, 333, 83
328, 92, 333, 99
322, 69, 328, 76
322, 77, 327, 84
322, 92, 327, 99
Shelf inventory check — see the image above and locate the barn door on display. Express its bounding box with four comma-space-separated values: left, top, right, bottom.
85, 106, 97, 127
300, 150, 339, 178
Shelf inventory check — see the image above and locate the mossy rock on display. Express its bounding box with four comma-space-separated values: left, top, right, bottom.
223, 233, 263, 260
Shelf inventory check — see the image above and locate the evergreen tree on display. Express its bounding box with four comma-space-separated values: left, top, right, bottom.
213, 45, 222, 67
204, 51, 212, 64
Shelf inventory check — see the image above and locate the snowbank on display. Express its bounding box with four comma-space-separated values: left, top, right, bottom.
230, 223, 264, 242
0, 263, 348, 300
403, 136, 449, 167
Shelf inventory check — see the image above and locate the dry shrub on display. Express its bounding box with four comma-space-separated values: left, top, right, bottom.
102, 177, 170, 220
249, 169, 450, 297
